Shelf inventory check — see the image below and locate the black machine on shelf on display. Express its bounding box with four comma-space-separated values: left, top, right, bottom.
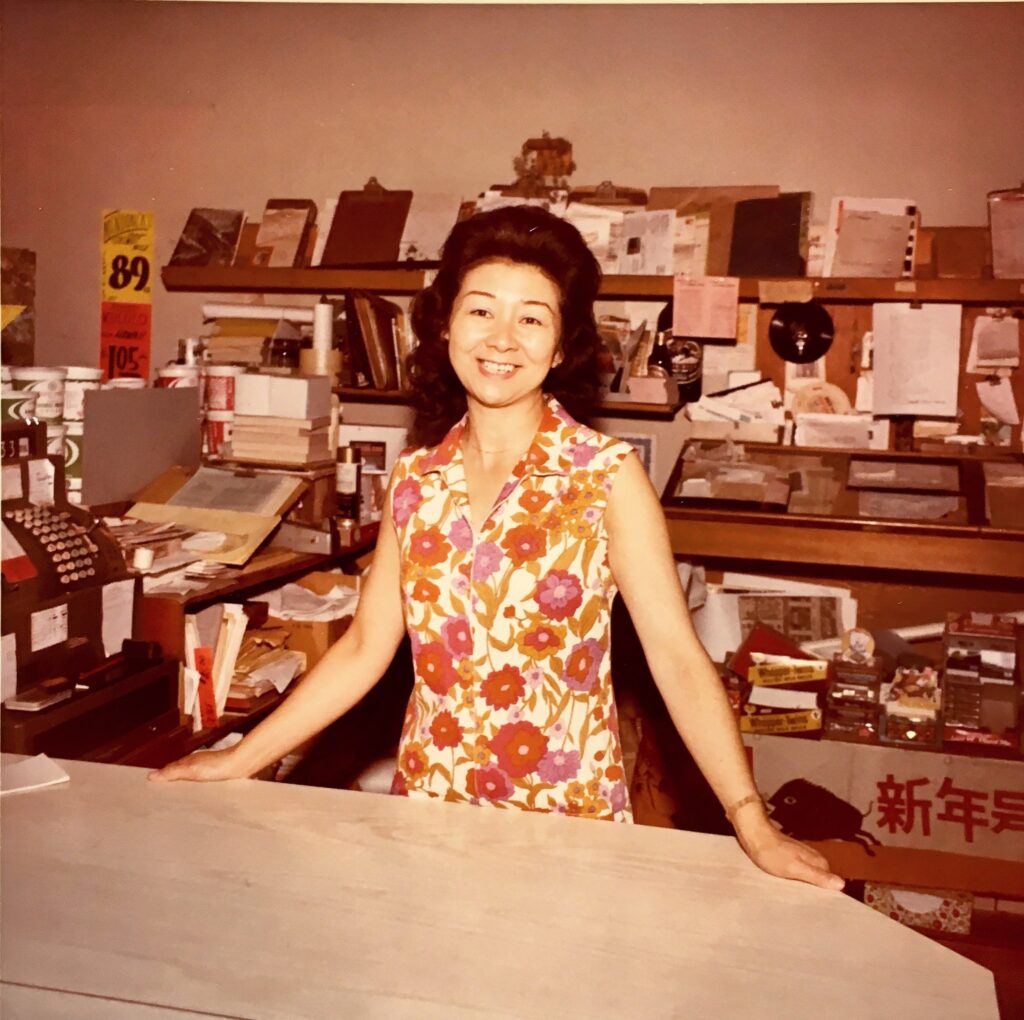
1, 418, 180, 760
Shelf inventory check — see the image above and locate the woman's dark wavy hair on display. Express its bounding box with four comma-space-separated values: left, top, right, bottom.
406, 204, 603, 448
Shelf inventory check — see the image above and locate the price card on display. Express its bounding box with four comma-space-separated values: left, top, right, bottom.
102, 210, 154, 304
100, 209, 153, 381
100, 301, 152, 382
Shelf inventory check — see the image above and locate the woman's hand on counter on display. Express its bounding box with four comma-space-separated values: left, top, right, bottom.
148, 748, 249, 784
733, 805, 846, 892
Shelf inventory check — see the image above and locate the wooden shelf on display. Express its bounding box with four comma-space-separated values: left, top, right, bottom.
664, 504, 1024, 579
162, 265, 1024, 304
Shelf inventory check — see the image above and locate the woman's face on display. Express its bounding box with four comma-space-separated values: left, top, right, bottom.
446, 259, 562, 411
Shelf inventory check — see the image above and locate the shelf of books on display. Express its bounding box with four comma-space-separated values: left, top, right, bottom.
162, 265, 1024, 304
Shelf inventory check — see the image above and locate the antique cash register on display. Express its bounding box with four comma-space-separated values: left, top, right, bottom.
1, 418, 180, 762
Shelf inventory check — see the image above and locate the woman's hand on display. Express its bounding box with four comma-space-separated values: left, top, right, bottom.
148, 747, 249, 784
734, 805, 846, 892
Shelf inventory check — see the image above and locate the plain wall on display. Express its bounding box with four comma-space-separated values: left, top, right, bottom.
2, 1, 1023, 370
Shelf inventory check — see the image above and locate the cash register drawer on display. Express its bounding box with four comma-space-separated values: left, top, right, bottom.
1, 660, 179, 760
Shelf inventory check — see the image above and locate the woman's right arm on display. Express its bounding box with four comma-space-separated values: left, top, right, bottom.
148, 501, 407, 783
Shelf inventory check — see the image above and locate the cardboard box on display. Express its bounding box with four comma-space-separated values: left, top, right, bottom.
235, 373, 332, 420
265, 570, 359, 669
864, 882, 973, 934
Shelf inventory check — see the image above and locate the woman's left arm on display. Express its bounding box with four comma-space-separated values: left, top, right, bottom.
607, 453, 844, 892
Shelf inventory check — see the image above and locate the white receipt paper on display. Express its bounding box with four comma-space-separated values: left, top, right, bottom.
30, 603, 68, 652
872, 303, 961, 417
2, 464, 23, 501
1, 632, 17, 703
0, 753, 70, 797
101, 578, 136, 658
27, 458, 55, 507
673, 276, 740, 339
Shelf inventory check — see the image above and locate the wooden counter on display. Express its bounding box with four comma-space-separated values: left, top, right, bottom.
0, 757, 997, 1019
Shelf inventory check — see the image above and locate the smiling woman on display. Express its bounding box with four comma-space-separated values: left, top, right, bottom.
151, 204, 846, 894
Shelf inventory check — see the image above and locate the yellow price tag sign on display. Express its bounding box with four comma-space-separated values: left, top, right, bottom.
102, 210, 154, 304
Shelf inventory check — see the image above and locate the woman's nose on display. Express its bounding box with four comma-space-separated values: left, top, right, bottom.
486, 319, 517, 350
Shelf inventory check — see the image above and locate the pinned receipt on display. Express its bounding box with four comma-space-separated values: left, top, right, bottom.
977, 378, 1021, 425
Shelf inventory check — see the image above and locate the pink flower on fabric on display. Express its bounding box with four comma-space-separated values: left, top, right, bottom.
441, 615, 473, 658
524, 666, 544, 690
467, 765, 514, 801
563, 638, 604, 692
537, 748, 581, 783
472, 541, 503, 581
571, 443, 599, 467
448, 517, 473, 551
392, 478, 422, 527
534, 569, 583, 621
610, 781, 628, 814
452, 574, 470, 597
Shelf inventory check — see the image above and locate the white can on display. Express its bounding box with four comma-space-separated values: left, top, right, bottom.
1, 387, 38, 422
64, 420, 85, 481
156, 364, 201, 388
46, 422, 68, 458
203, 365, 243, 413
204, 410, 234, 457
60, 366, 103, 421
104, 376, 146, 390
9, 366, 67, 421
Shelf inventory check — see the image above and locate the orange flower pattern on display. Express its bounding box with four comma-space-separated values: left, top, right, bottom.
389, 398, 634, 821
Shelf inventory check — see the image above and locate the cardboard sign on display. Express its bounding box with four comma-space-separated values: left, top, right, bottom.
102, 210, 154, 304
100, 301, 151, 382
101, 210, 153, 381
747, 733, 1024, 863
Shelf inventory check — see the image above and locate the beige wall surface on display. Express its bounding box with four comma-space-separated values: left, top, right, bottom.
2, 1, 1023, 370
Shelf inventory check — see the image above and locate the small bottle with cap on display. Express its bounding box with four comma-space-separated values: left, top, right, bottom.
336, 445, 361, 522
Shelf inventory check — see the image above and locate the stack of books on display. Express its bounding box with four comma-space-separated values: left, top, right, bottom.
231, 374, 334, 467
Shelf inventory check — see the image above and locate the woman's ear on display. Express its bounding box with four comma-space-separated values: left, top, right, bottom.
552, 348, 564, 368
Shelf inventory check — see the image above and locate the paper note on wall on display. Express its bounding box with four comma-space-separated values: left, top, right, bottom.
966, 314, 1020, 373
31, 604, 68, 652
101, 578, 136, 658
673, 276, 740, 339
872, 303, 961, 417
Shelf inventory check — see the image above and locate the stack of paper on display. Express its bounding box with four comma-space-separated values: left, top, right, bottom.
227, 628, 306, 711
685, 378, 785, 443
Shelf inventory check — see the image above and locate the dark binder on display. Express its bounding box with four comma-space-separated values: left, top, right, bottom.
319, 181, 413, 267
727, 192, 809, 277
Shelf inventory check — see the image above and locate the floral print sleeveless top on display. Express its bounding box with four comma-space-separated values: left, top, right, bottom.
389, 396, 634, 822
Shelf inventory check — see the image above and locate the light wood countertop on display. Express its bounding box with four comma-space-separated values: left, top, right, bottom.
0, 757, 997, 1019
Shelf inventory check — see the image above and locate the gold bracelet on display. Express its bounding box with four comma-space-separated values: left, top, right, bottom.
724, 792, 764, 824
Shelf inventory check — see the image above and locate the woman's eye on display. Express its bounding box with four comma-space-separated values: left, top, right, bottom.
521, 316, 543, 326
468, 307, 491, 318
